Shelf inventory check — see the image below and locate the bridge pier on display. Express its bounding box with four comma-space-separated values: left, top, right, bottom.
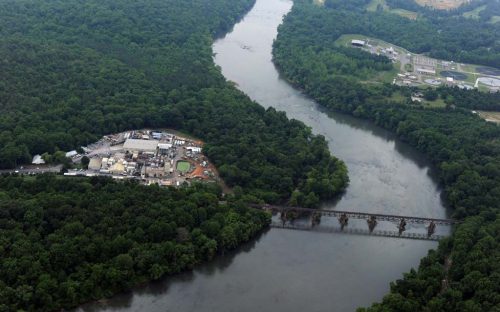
367, 216, 377, 233
427, 221, 436, 237
311, 212, 321, 227
338, 213, 349, 230
398, 218, 407, 235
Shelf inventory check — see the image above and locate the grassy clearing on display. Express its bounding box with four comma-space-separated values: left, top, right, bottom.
366, 91, 407, 105
366, 0, 417, 19
489, 16, 500, 24
390, 9, 418, 20
176, 161, 191, 172
335, 34, 368, 47
335, 34, 411, 54
423, 98, 446, 108
334, 35, 400, 84
366, 0, 388, 11
373, 62, 400, 83
463, 5, 486, 19
459, 63, 477, 73
388, 91, 406, 102
415, 0, 469, 10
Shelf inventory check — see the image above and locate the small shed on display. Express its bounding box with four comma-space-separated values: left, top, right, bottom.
351, 39, 366, 47
66, 150, 78, 158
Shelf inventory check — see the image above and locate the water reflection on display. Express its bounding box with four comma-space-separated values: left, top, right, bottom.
77, 230, 267, 312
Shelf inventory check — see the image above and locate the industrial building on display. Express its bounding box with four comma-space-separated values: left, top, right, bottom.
123, 139, 159, 153
76, 129, 218, 187
351, 39, 366, 47
416, 68, 436, 75
66, 150, 78, 158
88, 158, 101, 170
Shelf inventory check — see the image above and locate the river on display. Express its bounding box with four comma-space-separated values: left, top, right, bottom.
77, 0, 447, 311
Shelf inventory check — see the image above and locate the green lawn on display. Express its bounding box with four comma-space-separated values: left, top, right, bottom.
176, 161, 191, 172
463, 5, 486, 19
388, 91, 407, 103
489, 16, 500, 24
366, 0, 417, 19
334, 34, 369, 47
423, 98, 446, 108
390, 9, 418, 20
177, 161, 191, 172
366, 0, 388, 11
373, 62, 400, 83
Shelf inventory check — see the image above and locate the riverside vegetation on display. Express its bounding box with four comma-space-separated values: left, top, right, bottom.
273, 0, 500, 311
0, 0, 349, 310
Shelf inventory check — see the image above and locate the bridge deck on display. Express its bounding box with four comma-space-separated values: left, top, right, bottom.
271, 222, 446, 241
254, 204, 459, 225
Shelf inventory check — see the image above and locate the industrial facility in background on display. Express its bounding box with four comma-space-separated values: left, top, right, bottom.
348, 37, 500, 92
64, 129, 220, 187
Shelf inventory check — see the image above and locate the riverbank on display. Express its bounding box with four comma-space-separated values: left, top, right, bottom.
272, 1, 500, 310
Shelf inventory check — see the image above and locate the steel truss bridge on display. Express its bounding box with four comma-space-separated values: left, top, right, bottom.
252, 204, 460, 241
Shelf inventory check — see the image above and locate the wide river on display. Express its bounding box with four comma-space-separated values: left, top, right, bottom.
78, 0, 447, 311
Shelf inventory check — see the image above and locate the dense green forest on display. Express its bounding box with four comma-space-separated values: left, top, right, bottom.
0, 0, 350, 310
303, 0, 500, 67
0, 175, 270, 311
0, 0, 348, 203
274, 0, 500, 310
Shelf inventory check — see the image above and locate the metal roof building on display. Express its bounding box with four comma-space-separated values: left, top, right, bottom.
351, 39, 366, 47
416, 68, 436, 75
88, 158, 102, 171
66, 150, 78, 158
123, 139, 158, 153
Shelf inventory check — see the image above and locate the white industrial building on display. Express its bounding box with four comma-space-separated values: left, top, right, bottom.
186, 146, 202, 153
158, 143, 173, 150
416, 68, 436, 75
123, 139, 158, 153
351, 39, 366, 47
66, 150, 78, 158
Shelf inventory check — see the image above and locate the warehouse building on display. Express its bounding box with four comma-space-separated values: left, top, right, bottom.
351, 39, 366, 47
416, 68, 436, 75
123, 139, 158, 153
88, 158, 102, 171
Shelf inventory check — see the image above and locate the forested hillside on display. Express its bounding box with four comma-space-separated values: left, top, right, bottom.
0, 0, 348, 203
288, 0, 500, 67
274, 1, 500, 310
0, 175, 269, 311
0, 0, 350, 310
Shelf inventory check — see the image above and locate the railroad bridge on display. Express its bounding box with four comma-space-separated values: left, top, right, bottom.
252, 204, 460, 241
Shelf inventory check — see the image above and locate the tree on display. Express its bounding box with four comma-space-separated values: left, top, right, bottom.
424, 89, 439, 101
81, 156, 90, 169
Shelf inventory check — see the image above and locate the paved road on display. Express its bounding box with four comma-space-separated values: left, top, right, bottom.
0, 165, 63, 175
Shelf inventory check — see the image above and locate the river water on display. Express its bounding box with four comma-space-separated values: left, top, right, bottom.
77, 0, 447, 311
